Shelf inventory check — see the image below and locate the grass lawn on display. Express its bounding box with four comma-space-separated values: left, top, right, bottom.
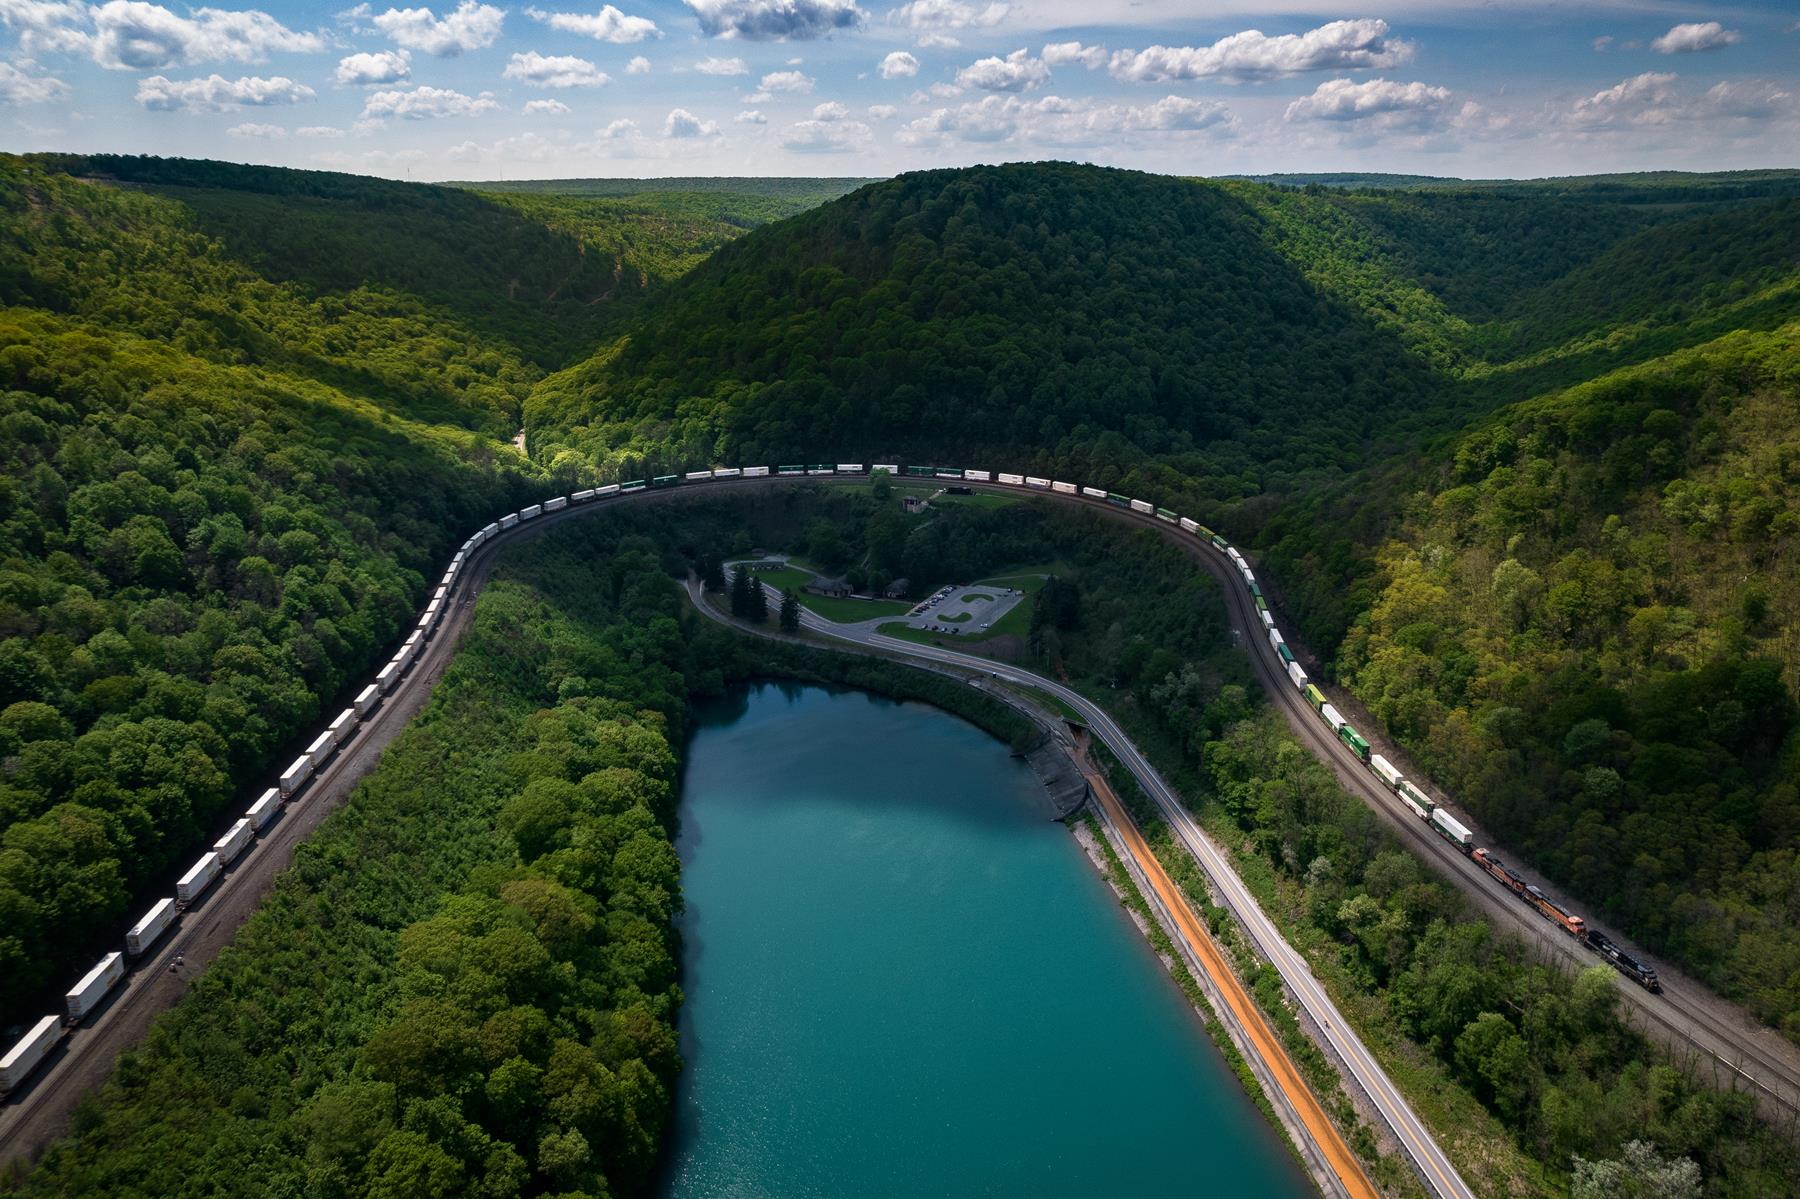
754, 565, 813, 592
803, 593, 914, 623
930, 491, 1019, 509
940, 612, 971, 623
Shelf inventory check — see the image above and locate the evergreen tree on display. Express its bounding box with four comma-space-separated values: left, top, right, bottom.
779, 588, 801, 633
701, 553, 726, 592
748, 573, 770, 622
729, 564, 752, 617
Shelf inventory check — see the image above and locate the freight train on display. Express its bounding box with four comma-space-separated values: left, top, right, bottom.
1, 459, 1662, 1096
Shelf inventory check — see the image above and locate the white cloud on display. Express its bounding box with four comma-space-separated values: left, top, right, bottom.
1569, 71, 1794, 129
227, 120, 285, 136
955, 48, 1045, 92
1591, 35, 1612, 52
335, 49, 409, 84
1650, 21, 1739, 54
0, 0, 91, 57
599, 116, 636, 136
526, 3, 659, 42
897, 91, 1232, 148
523, 96, 569, 112
811, 98, 846, 118
878, 49, 917, 78
504, 50, 609, 87
916, 30, 956, 49
866, 101, 894, 118
1110, 18, 1412, 84
890, 0, 1003, 31
76, 1, 325, 70
695, 54, 747, 73
1041, 40, 1103, 69
783, 115, 869, 151
626, 53, 649, 72
0, 59, 67, 103
371, 1, 502, 56
361, 83, 498, 118
136, 72, 313, 111
735, 107, 765, 121
664, 106, 719, 135
1569, 71, 1679, 126
757, 67, 812, 91
295, 123, 344, 136
685, 0, 862, 41
1284, 77, 1454, 130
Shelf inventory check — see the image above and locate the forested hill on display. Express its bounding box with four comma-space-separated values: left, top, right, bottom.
524, 162, 1800, 499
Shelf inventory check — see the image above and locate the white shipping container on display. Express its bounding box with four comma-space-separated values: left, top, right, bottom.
1051, 480, 1076, 493
1129, 498, 1154, 515
499, 514, 519, 530
1180, 517, 1200, 534
713, 467, 741, 478
64, 952, 124, 1023
177, 853, 221, 903
1241, 569, 1256, 586
1371, 754, 1404, 790
125, 897, 176, 957
597, 483, 622, 496
837, 463, 865, 474
997, 472, 1024, 485
329, 708, 357, 747
354, 684, 380, 717
870, 463, 898, 474
572, 489, 596, 502
1397, 780, 1434, 817
1320, 703, 1346, 732
482, 522, 500, 539
418, 604, 437, 631
1431, 808, 1473, 849
1081, 486, 1106, 499
306, 731, 335, 761
741, 467, 769, 479
686, 470, 713, 481
1399, 790, 1431, 821
1026, 476, 1051, 488
214, 818, 254, 865
1267, 626, 1283, 651
279, 756, 311, 798
1, 1015, 63, 1093
376, 662, 399, 693
246, 788, 281, 831
1286, 660, 1308, 689
521, 504, 543, 520
1260, 608, 1275, 629
544, 496, 568, 511
1228, 548, 1246, 568
964, 469, 992, 482
435, 584, 450, 603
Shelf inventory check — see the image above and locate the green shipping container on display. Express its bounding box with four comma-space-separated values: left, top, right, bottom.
621, 480, 646, 491
1340, 725, 1371, 761
1277, 643, 1296, 664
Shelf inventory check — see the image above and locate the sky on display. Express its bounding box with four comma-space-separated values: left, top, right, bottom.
1, 0, 1796, 181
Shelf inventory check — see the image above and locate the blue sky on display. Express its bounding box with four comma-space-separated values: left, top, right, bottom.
2, 0, 1796, 180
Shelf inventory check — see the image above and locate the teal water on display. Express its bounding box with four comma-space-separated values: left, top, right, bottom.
662, 683, 1312, 1198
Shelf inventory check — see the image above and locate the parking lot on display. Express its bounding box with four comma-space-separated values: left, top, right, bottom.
904, 583, 1026, 636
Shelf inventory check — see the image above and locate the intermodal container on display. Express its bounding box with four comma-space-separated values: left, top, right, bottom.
1179, 517, 1200, 534
1259, 608, 1275, 629
520, 504, 543, 520
870, 464, 898, 475
213, 817, 254, 866
838, 463, 866, 474
246, 788, 280, 831
1129, 498, 1153, 515
482, 522, 500, 540
328, 708, 357, 748
1210, 534, 1228, 551
499, 513, 519, 530
572, 489, 596, 502
621, 479, 647, 491
597, 483, 622, 496
544, 496, 568, 511
1304, 684, 1326, 711
1052, 481, 1077, 494
125, 897, 176, 957
1155, 507, 1177, 523
686, 470, 713, 481
1027, 477, 1052, 489
306, 731, 335, 764
714, 467, 742, 478
354, 684, 380, 718
1106, 493, 1131, 507
177, 852, 222, 903
279, 756, 312, 798
935, 468, 962, 479
1277, 643, 1296, 665
653, 474, 680, 487
1320, 702, 1346, 732
964, 469, 992, 482
742, 467, 770, 478
376, 661, 399, 693
1241, 568, 1256, 586
998, 473, 1024, 485
1, 1016, 63, 1093
1267, 626, 1283, 651
65, 952, 124, 1023
1081, 486, 1106, 499
1396, 780, 1433, 817
1430, 809, 1473, 851
903, 466, 933, 477
1286, 660, 1308, 689
1339, 725, 1371, 761
1370, 754, 1403, 789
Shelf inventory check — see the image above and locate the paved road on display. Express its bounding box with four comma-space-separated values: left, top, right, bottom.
750, 574, 1476, 1199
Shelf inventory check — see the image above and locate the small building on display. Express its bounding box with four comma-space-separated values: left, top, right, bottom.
805, 576, 854, 598
901, 495, 929, 513
884, 578, 911, 599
